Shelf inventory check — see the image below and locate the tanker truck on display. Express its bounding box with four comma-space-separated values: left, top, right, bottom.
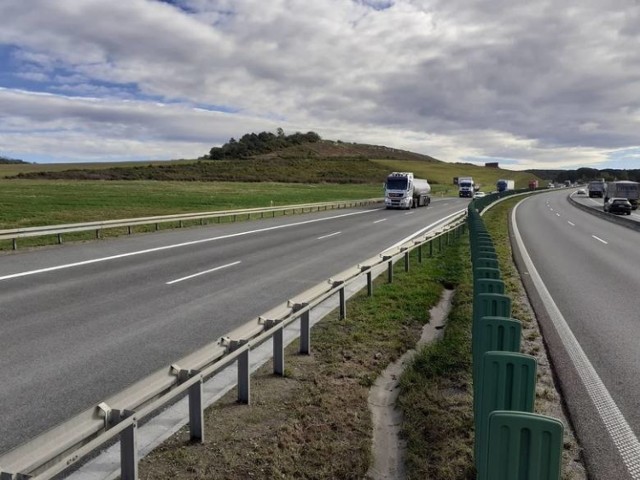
384, 172, 431, 209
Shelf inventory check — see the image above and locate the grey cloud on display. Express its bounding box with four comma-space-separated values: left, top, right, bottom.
0, 0, 639, 168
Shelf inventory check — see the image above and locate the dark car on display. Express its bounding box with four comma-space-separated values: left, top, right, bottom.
604, 197, 632, 215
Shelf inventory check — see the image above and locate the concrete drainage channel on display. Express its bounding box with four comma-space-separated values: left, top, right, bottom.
367, 288, 454, 480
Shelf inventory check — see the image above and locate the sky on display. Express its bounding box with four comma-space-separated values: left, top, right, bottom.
1, 1, 639, 170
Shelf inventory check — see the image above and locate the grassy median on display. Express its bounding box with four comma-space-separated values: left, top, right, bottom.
139, 232, 467, 479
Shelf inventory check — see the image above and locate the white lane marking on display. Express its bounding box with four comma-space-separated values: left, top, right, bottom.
381, 209, 466, 253
317, 231, 341, 240
568, 221, 575, 226
373, 219, 387, 224
550, 208, 554, 211
556, 213, 561, 217
592, 235, 608, 244
166, 261, 241, 285
0, 209, 381, 282
404, 211, 415, 215
512, 201, 640, 477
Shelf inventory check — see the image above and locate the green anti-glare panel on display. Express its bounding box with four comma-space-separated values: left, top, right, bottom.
473, 280, 506, 332
475, 352, 537, 473
473, 249, 497, 262
473, 265, 501, 280
472, 315, 520, 411
479, 411, 564, 480
474, 278, 505, 296
472, 293, 511, 328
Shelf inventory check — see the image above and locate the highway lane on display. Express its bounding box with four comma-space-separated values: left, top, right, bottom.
0, 198, 468, 454
572, 190, 640, 223
513, 190, 640, 479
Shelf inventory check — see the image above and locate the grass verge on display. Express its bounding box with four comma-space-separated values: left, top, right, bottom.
139, 233, 466, 479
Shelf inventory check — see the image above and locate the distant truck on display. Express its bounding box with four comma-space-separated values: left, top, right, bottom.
587, 180, 606, 198
528, 179, 539, 190
458, 177, 475, 197
604, 180, 640, 210
384, 172, 431, 209
564, 180, 572, 187
496, 179, 515, 192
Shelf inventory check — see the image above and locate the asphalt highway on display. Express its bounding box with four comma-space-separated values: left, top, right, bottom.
512, 190, 640, 480
0, 198, 468, 454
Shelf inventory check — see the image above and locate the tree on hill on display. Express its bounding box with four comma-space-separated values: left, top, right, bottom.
207, 130, 321, 160
0, 155, 27, 164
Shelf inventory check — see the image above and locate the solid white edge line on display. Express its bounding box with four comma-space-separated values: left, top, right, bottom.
512, 200, 640, 478
0, 209, 382, 282
166, 261, 241, 285
382, 209, 466, 253
317, 231, 341, 240
373, 219, 387, 224
592, 235, 608, 244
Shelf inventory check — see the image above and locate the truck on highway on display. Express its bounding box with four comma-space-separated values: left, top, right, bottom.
496, 179, 515, 192
587, 180, 606, 198
384, 172, 431, 209
528, 179, 539, 190
458, 177, 475, 197
604, 180, 640, 210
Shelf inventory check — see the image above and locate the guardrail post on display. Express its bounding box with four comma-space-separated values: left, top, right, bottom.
418, 244, 423, 263
238, 349, 250, 404
189, 379, 204, 442
300, 310, 310, 354
155, 223, 159, 231
128, 226, 132, 235
57, 233, 63, 245
387, 259, 393, 283
404, 251, 410, 272
179, 220, 183, 228
120, 416, 138, 480
274, 328, 284, 375
367, 270, 373, 296
339, 285, 346, 320
12, 238, 17, 250
429, 239, 433, 257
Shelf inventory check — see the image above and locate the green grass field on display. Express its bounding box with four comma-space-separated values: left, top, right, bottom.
0, 180, 383, 229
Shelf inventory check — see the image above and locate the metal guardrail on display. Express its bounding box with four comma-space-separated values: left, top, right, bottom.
0, 198, 383, 250
0, 210, 467, 480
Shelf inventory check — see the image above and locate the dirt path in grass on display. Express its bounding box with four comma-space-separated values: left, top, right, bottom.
367, 288, 454, 479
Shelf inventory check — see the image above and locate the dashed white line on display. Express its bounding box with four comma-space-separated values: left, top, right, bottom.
592, 235, 608, 244
404, 211, 415, 215
166, 261, 241, 285
512, 202, 640, 477
556, 213, 561, 217
373, 219, 387, 224
568, 221, 575, 226
317, 231, 341, 240
0, 209, 380, 282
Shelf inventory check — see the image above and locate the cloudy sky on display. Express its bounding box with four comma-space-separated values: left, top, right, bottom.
1, 0, 639, 170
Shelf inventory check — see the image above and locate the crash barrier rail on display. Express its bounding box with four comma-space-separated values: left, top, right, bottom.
0, 210, 467, 480
0, 198, 383, 250
468, 201, 564, 480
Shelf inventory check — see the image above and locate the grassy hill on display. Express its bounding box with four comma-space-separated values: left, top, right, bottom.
4, 139, 540, 190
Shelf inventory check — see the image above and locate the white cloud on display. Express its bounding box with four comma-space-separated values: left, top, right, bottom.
0, 0, 639, 169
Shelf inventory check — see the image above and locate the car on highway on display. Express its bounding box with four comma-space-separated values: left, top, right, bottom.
604, 197, 632, 215
576, 188, 586, 195
474, 191, 486, 198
